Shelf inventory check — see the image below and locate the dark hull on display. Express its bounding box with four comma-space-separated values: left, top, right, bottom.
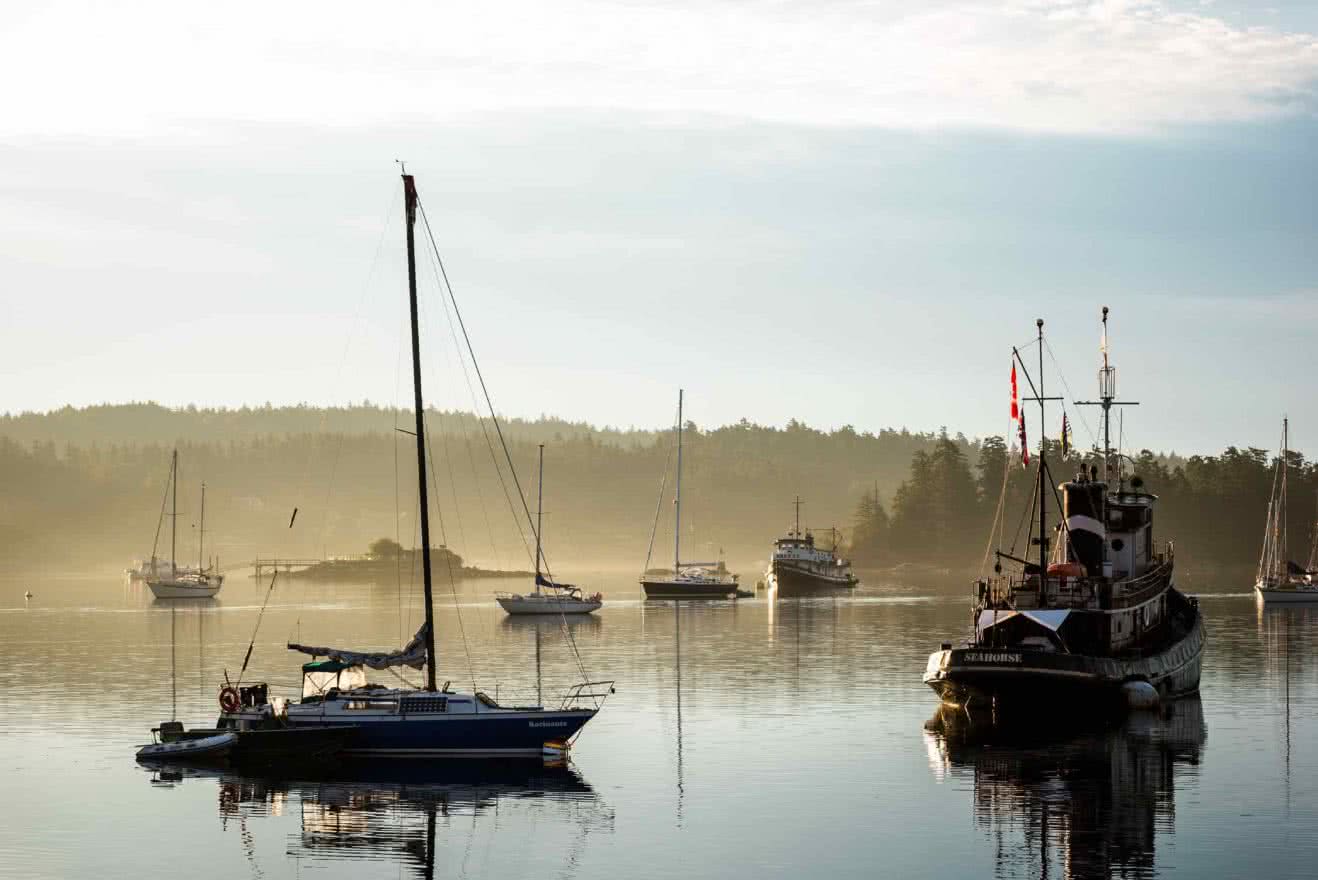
770, 561, 857, 596
189, 725, 357, 764
925, 594, 1204, 713
285, 709, 597, 756
641, 579, 738, 600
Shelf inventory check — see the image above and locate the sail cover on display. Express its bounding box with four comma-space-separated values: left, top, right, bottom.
536, 573, 576, 590
287, 623, 429, 670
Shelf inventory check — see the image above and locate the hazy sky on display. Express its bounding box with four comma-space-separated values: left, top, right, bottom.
3, 0, 1317, 456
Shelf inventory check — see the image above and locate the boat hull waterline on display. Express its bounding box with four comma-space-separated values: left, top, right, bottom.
148, 577, 223, 599
924, 601, 1204, 712
497, 595, 602, 615
1254, 581, 1318, 603
641, 578, 738, 600
246, 709, 599, 757
767, 562, 857, 596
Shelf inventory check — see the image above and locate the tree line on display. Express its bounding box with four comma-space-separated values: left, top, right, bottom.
848, 432, 1316, 574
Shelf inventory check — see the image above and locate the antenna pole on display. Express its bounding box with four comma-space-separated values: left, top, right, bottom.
404, 173, 438, 692
794, 495, 802, 537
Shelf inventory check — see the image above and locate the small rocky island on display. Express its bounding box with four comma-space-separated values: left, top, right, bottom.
289, 538, 532, 583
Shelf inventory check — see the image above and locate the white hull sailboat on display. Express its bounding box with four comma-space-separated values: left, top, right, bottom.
1255, 418, 1318, 603
496, 445, 602, 616
147, 453, 224, 600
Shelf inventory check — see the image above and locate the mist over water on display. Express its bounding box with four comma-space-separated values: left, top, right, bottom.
2, 570, 1316, 879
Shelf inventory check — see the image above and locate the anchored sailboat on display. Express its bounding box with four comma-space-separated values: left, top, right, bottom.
640, 390, 740, 599
1255, 418, 1318, 602
215, 171, 611, 756
496, 444, 603, 615
147, 451, 224, 599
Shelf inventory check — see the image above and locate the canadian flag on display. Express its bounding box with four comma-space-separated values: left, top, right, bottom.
1010, 363, 1019, 422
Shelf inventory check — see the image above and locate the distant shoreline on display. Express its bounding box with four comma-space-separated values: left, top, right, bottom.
287, 557, 533, 582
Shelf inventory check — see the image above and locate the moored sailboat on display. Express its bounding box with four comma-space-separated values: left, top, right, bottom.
639, 390, 740, 599
924, 309, 1204, 713
1254, 419, 1318, 602
215, 171, 611, 756
497, 444, 603, 615
147, 452, 224, 599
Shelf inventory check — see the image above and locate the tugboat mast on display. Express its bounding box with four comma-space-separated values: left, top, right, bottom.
1075, 306, 1138, 487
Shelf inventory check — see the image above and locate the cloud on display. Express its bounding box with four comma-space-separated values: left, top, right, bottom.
3, 1, 1316, 137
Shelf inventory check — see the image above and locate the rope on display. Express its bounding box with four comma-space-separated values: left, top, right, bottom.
416, 198, 591, 685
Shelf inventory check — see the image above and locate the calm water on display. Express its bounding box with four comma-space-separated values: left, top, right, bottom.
1, 570, 1316, 879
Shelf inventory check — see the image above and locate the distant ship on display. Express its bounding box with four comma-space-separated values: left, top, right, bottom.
1254, 418, 1318, 603
639, 390, 740, 599
764, 496, 857, 596
925, 309, 1204, 713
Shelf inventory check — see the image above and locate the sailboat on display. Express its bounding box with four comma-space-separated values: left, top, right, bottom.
496, 444, 603, 615
147, 452, 224, 599
214, 171, 612, 756
1255, 418, 1318, 602
639, 390, 740, 599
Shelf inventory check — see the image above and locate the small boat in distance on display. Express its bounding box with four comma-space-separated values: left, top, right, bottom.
764, 496, 858, 595
1255, 418, 1318, 603
497, 444, 603, 616
147, 451, 224, 599
640, 390, 740, 599
925, 309, 1204, 713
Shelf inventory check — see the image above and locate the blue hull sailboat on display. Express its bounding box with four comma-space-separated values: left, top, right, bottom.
215, 172, 611, 757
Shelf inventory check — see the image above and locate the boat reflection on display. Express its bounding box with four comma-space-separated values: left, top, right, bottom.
926, 700, 1207, 879
149, 760, 611, 878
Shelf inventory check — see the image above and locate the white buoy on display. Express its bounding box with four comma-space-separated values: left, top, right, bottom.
1122, 680, 1159, 710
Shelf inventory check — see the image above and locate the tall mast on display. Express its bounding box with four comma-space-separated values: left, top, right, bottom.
794, 495, 802, 537
403, 172, 438, 692
198, 483, 206, 574
1037, 319, 1047, 579
535, 443, 545, 587
675, 389, 683, 573
170, 449, 178, 576
1281, 417, 1290, 577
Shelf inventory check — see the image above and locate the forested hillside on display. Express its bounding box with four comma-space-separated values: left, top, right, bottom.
2, 404, 1306, 578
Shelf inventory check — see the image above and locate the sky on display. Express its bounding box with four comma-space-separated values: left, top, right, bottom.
2, 0, 1317, 456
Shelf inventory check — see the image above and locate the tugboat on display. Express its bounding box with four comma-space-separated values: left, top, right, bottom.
924, 309, 1204, 714
764, 496, 857, 596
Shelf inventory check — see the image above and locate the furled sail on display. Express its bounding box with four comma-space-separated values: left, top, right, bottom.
287, 623, 429, 670
536, 573, 576, 590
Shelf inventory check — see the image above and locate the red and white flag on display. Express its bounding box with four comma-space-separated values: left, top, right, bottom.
1018, 413, 1030, 467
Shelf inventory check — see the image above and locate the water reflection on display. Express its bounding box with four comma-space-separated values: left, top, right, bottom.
926, 701, 1207, 880
149, 760, 611, 879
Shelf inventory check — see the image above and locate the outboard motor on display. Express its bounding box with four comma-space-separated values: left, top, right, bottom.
1062, 478, 1106, 576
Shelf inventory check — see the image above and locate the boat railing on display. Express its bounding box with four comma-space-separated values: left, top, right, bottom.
558, 680, 616, 711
